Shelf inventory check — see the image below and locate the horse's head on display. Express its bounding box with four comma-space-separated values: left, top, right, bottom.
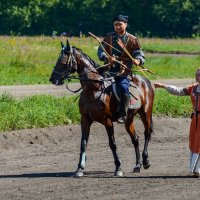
49, 40, 77, 85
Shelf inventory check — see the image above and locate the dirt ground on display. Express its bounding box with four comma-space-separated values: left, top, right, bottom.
0, 78, 194, 99
0, 79, 199, 200
0, 118, 199, 200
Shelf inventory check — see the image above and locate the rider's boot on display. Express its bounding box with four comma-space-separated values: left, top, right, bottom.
117, 93, 131, 124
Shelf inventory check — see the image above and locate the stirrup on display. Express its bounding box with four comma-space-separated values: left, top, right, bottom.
117, 116, 127, 124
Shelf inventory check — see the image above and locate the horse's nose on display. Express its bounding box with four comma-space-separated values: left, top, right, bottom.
49, 74, 54, 84
49, 73, 58, 85
49, 73, 64, 85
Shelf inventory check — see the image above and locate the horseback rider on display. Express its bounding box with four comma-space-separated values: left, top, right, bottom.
97, 14, 145, 123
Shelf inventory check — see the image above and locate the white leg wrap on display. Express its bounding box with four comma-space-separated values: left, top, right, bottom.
189, 151, 200, 173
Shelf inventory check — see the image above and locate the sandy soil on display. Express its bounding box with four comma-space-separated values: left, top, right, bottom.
0, 83, 81, 99
0, 78, 194, 99
0, 79, 199, 200
0, 118, 199, 200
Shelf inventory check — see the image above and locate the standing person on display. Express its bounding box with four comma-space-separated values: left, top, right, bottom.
97, 14, 145, 123
154, 68, 200, 178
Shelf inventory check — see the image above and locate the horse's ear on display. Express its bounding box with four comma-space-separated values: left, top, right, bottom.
66, 39, 70, 48
60, 41, 64, 48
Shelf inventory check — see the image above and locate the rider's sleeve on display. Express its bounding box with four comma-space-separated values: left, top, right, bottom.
97, 46, 107, 61
165, 85, 187, 96
132, 38, 145, 65
133, 49, 145, 65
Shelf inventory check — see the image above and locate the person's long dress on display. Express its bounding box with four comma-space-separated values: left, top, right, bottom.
188, 85, 200, 174
165, 84, 200, 174
188, 85, 200, 154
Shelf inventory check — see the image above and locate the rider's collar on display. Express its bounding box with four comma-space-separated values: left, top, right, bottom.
116, 32, 128, 42
116, 32, 128, 40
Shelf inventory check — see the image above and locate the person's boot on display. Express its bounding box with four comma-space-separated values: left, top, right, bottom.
117, 93, 131, 123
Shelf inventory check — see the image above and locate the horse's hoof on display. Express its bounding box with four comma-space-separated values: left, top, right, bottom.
143, 163, 150, 170
133, 167, 141, 173
114, 170, 124, 177
74, 171, 84, 178
143, 159, 150, 170
133, 164, 141, 173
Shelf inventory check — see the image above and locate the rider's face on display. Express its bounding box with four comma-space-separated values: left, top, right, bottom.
113, 21, 127, 36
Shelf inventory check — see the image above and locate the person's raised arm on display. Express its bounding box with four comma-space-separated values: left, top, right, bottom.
154, 82, 187, 96
154, 83, 166, 88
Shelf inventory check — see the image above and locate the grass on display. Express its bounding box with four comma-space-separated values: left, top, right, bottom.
0, 93, 80, 131
141, 38, 200, 54
0, 36, 200, 85
143, 56, 200, 80
0, 90, 193, 132
153, 90, 192, 117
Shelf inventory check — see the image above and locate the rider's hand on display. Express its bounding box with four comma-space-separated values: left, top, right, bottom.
132, 58, 140, 66
106, 56, 115, 66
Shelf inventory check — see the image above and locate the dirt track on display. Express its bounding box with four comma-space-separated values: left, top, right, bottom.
0, 78, 194, 99
0, 79, 199, 200
0, 83, 81, 99
0, 118, 199, 200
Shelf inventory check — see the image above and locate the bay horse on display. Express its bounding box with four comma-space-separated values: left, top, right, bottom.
49, 40, 154, 177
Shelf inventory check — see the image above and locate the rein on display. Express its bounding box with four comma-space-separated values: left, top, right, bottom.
64, 70, 105, 94
65, 80, 82, 93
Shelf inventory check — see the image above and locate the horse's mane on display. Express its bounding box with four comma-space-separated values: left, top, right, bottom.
75, 47, 100, 70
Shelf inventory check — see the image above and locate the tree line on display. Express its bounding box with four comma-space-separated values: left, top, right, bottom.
0, 0, 199, 38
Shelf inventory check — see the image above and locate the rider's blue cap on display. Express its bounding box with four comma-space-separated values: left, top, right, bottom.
113, 15, 128, 23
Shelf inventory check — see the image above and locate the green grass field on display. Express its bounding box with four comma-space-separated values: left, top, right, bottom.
0, 93, 80, 131
0, 36, 199, 85
141, 38, 200, 54
0, 36, 199, 131
0, 90, 192, 132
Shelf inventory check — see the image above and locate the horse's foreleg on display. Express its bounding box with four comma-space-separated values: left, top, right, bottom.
125, 118, 142, 173
74, 118, 92, 177
105, 121, 123, 177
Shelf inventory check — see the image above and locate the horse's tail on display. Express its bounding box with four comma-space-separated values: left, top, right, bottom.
149, 80, 155, 140
141, 75, 154, 140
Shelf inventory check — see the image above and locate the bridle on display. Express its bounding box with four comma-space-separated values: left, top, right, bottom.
52, 45, 106, 93
52, 46, 77, 81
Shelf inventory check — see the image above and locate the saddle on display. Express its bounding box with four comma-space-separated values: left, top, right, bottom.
104, 78, 142, 110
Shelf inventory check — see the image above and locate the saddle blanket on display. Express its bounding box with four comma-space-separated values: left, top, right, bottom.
129, 82, 141, 109
112, 81, 142, 109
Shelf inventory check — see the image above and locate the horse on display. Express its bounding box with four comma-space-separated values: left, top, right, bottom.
49, 40, 155, 177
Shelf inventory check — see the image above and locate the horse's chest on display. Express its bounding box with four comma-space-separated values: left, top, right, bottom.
80, 94, 103, 108
86, 101, 105, 121
87, 100, 104, 112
